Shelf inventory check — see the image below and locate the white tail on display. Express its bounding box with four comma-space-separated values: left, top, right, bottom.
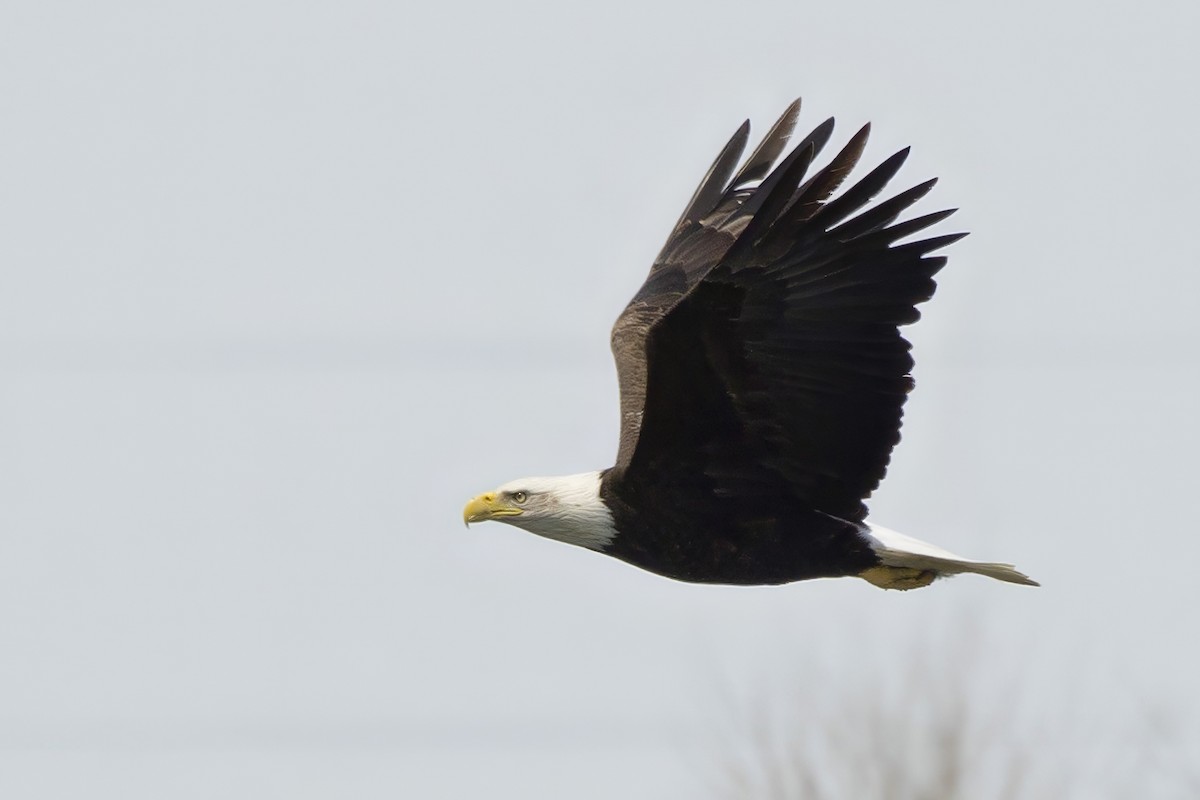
862, 523, 1039, 587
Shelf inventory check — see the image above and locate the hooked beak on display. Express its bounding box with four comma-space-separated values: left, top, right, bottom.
462, 492, 523, 526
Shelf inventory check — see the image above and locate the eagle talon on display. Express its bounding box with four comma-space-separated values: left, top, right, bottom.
859, 565, 938, 591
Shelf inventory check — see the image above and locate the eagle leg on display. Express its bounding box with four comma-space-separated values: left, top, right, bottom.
858, 565, 937, 591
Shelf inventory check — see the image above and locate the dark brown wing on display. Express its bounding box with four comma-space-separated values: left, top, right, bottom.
611, 101, 962, 521
611, 99, 840, 466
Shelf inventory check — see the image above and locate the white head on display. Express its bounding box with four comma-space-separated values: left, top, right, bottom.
462, 471, 616, 550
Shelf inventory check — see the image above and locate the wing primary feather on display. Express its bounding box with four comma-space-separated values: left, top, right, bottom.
728, 98, 802, 189
712, 103, 812, 215
835, 209, 959, 253
792, 117, 836, 164
875, 209, 960, 245
731, 138, 817, 221
783, 123, 872, 222
887, 231, 969, 256
671, 120, 751, 231
812, 146, 911, 229
729, 142, 817, 252
829, 178, 939, 240
802, 123, 872, 196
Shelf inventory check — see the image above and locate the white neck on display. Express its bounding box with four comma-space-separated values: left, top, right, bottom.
497, 471, 617, 551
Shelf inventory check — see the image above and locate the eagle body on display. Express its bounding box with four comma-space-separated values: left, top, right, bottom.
463, 99, 1036, 590
600, 467, 877, 584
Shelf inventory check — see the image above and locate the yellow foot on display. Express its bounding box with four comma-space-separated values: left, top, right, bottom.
859, 565, 937, 591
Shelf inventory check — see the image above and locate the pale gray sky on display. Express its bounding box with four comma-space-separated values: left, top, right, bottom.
3, 1, 1199, 797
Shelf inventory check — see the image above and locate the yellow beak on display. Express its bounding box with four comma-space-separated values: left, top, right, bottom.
462, 492, 523, 525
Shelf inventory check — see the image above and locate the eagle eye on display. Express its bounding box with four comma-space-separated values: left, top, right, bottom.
511, 491, 528, 504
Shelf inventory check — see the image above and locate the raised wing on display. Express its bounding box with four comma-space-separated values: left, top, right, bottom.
611, 100, 842, 466
612, 101, 962, 521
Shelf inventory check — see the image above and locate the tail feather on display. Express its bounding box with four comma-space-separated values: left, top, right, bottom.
863, 523, 1039, 587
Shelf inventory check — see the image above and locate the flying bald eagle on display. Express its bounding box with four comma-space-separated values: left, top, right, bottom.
463, 99, 1036, 590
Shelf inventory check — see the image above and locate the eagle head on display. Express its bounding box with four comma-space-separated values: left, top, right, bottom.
462, 472, 616, 551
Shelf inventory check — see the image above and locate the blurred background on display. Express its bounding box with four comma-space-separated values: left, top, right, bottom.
3, 1, 1199, 797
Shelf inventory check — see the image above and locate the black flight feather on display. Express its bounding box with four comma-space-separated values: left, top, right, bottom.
811, 146, 912, 228
727, 98, 802, 189
829, 178, 939, 240
671, 120, 750, 231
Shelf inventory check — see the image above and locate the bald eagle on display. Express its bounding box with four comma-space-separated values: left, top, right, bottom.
463, 99, 1036, 590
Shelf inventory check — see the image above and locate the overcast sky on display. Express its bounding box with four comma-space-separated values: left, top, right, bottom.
3, 1, 1199, 798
